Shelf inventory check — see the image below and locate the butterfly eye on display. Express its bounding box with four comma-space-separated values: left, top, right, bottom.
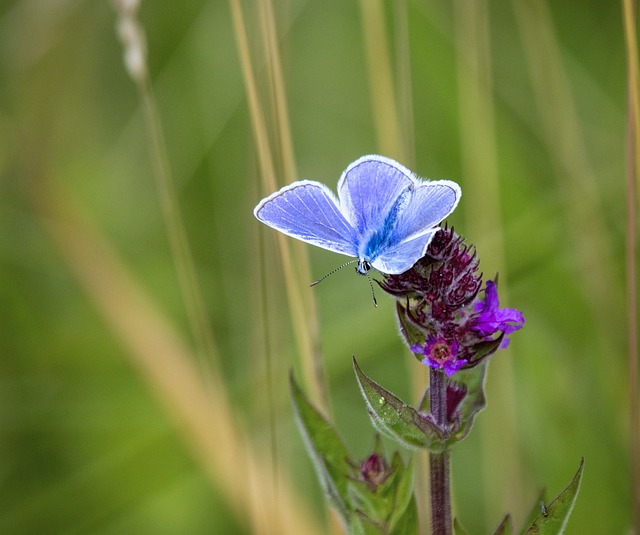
356, 260, 372, 275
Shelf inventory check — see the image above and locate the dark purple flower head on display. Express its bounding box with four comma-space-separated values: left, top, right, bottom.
380, 227, 524, 375
380, 226, 482, 314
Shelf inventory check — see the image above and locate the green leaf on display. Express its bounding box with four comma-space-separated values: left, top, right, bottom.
386, 455, 415, 531
453, 518, 471, 535
353, 357, 445, 451
493, 514, 514, 535
289, 372, 355, 522
349, 511, 387, 535
520, 490, 546, 534
525, 458, 584, 534
389, 492, 418, 535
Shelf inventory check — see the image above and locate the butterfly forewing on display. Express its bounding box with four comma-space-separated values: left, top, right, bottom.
338, 156, 414, 237
254, 180, 358, 257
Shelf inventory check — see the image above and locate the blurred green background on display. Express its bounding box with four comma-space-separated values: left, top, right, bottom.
0, 0, 635, 533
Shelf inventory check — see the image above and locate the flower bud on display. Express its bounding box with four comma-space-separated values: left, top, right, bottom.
359, 453, 389, 489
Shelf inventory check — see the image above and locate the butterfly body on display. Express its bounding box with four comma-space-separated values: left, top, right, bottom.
254, 155, 461, 276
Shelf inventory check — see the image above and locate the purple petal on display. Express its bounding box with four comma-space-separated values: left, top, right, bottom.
421, 356, 440, 371
443, 359, 467, 376
475, 280, 499, 313
471, 280, 525, 338
497, 308, 525, 333
473, 308, 524, 336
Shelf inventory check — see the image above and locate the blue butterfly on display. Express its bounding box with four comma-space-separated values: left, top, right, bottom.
253, 155, 461, 276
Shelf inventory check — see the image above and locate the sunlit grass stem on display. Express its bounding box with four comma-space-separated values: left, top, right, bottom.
255, 0, 331, 416
228, 0, 330, 414
359, 0, 403, 161
513, 0, 621, 336
623, 0, 640, 530
139, 81, 219, 369
37, 188, 323, 535
393, 0, 415, 168
114, 0, 218, 376
113, 3, 324, 532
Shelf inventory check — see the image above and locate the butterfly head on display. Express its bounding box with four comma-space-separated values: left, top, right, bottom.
356, 259, 372, 275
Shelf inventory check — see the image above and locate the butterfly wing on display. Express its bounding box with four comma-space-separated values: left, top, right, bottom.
337, 155, 414, 236
254, 180, 358, 257
393, 179, 461, 241
372, 180, 461, 274
372, 229, 439, 274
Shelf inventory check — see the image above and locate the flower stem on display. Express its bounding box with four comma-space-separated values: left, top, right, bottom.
429, 368, 452, 535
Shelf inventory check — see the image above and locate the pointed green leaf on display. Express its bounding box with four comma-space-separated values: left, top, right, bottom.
353, 357, 445, 451
390, 493, 418, 535
493, 514, 514, 535
349, 511, 387, 535
387, 456, 415, 531
289, 373, 355, 521
519, 490, 546, 535
525, 458, 584, 534
453, 518, 471, 535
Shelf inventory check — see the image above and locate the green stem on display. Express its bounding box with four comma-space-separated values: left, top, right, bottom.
430, 368, 452, 535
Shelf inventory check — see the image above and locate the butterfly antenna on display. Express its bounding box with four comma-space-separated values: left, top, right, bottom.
310, 260, 357, 287
366, 272, 378, 307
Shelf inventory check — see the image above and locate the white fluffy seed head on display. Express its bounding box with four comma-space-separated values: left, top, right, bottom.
114, 0, 147, 83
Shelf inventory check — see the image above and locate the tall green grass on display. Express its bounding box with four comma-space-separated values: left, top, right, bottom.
0, 1, 635, 533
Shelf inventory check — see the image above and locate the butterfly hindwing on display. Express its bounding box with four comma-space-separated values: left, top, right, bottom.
393, 180, 461, 243
370, 180, 460, 273
372, 229, 439, 274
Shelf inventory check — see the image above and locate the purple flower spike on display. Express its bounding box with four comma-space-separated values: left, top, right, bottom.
382, 227, 524, 372
471, 280, 525, 345
411, 336, 468, 377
